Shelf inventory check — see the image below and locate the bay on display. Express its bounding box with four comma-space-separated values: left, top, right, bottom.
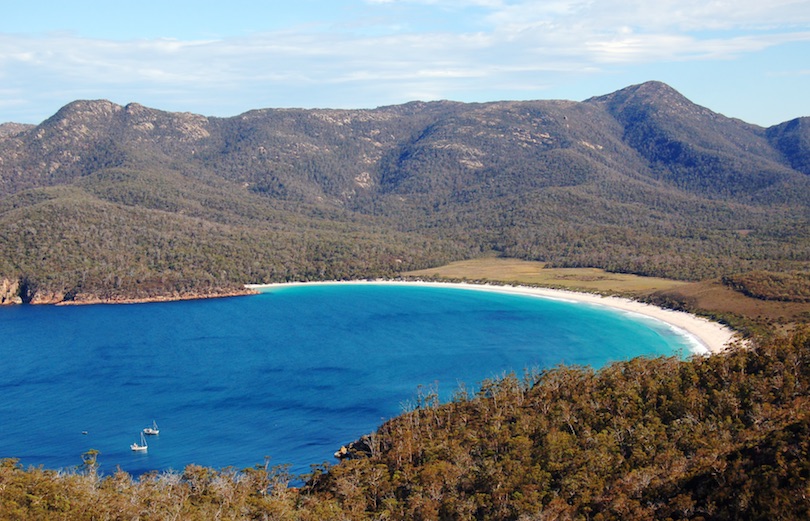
0, 283, 696, 477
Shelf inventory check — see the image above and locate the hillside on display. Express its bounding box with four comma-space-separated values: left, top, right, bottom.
0, 81, 808, 303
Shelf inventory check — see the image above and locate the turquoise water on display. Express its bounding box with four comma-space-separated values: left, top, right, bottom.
0, 283, 696, 477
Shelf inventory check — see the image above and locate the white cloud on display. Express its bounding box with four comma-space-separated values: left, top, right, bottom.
1, 0, 809, 123
394, 0, 810, 32
1, 17, 804, 89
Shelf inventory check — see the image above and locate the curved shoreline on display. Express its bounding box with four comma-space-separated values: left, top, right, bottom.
247, 280, 739, 355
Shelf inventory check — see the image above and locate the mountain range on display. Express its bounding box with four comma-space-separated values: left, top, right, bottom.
0, 81, 807, 303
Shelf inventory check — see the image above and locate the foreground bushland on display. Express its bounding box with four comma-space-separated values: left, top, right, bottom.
2, 329, 809, 520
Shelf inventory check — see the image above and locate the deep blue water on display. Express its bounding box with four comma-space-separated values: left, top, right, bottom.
0, 283, 697, 478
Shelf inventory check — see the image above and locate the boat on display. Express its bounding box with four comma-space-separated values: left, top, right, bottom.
130, 432, 148, 452
143, 420, 159, 435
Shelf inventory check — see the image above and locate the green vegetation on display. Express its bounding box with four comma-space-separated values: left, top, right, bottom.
405, 257, 690, 296
0, 182, 469, 302
722, 271, 810, 303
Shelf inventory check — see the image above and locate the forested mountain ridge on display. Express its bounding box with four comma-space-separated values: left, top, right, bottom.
587, 82, 806, 202
767, 116, 810, 175
0, 81, 807, 303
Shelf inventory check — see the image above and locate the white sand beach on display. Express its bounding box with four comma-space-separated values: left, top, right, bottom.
247, 280, 740, 355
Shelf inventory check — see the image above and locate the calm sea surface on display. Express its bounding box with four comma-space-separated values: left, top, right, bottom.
0, 283, 698, 477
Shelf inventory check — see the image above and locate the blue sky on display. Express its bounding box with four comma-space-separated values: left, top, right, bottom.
2, 0, 809, 126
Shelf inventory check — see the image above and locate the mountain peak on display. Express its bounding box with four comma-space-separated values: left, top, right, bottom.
46, 99, 123, 123
622, 80, 681, 96
586, 81, 693, 111
587, 80, 729, 133
35, 100, 125, 141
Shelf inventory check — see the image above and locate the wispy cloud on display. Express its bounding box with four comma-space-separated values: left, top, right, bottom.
1, 0, 809, 123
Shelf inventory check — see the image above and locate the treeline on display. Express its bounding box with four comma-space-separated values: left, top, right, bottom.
723, 270, 810, 302
0, 183, 472, 302
2, 329, 809, 520
1, 175, 805, 301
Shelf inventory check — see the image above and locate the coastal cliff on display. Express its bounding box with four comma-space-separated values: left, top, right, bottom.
0, 278, 20, 305
0, 276, 256, 305
0, 276, 67, 305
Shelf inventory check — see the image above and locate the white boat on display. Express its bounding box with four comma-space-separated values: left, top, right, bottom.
130, 432, 148, 451
143, 420, 159, 435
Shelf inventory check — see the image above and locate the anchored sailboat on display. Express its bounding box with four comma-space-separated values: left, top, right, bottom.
143, 420, 159, 435
130, 432, 148, 452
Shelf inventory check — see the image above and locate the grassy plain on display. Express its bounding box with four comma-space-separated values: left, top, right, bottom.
403, 257, 810, 335
404, 257, 688, 296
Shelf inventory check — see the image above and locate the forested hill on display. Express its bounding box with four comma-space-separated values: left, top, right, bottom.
0, 81, 808, 303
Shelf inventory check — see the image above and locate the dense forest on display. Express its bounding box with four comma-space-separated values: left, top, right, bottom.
0, 81, 808, 302
722, 271, 810, 303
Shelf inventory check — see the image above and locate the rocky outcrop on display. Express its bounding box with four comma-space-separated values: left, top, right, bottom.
30, 290, 67, 305
0, 279, 256, 306
0, 276, 63, 304
52, 287, 257, 306
0, 122, 34, 138
0, 278, 21, 305
334, 434, 375, 460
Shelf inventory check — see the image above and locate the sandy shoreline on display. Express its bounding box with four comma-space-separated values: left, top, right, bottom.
247, 280, 739, 355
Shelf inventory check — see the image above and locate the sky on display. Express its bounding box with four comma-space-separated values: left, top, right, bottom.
2, 0, 809, 127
